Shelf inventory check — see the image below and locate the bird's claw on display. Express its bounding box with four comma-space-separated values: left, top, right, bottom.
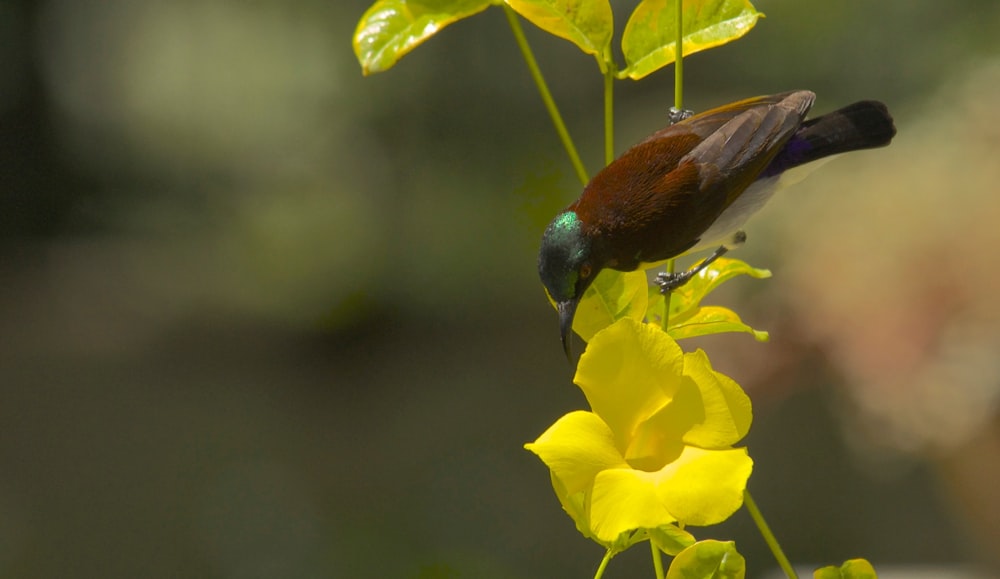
668, 107, 694, 125
655, 270, 694, 293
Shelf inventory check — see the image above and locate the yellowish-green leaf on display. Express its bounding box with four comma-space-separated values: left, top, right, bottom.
649, 524, 697, 556
353, 0, 496, 75
504, 0, 613, 66
648, 257, 771, 322
605, 527, 654, 554
548, 471, 594, 541
667, 539, 746, 579
644, 258, 770, 341
667, 306, 769, 342
620, 0, 762, 80
814, 559, 878, 579
572, 269, 648, 343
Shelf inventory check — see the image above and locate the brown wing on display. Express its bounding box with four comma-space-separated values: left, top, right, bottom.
572, 91, 815, 270
684, 91, 815, 206
636, 90, 811, 146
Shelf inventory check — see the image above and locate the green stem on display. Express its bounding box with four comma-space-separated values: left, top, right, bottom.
674, 0, 684, 110
593, 549, 614, 579
503, 4, 589, 186
650, 541, 665, 579
660, 276, 674, 332
603, 51, 615, 166
744, 489, 798, 579
663, 0, 684, 331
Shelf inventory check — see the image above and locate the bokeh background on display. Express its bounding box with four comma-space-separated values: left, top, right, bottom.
2, 0, 1000, 577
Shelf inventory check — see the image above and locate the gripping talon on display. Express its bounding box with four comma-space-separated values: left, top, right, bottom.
655, 271, 694, 293
654, 236, 742, 293
668, 107, 694, 124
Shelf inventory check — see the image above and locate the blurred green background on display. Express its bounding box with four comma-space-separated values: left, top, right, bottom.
2, 0, 1000, 577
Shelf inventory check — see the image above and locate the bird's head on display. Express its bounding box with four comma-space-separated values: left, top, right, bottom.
538, 211, 599, 358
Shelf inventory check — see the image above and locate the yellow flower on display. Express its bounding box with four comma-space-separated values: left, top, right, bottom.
526, 318, 753, 546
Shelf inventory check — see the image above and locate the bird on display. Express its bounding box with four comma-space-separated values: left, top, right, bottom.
538, 90, 896, 357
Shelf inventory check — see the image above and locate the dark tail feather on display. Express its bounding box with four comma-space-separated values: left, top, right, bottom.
764, 100, 896, 175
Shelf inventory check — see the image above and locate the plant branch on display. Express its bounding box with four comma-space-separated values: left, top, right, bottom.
503, 4, 589, 185
650, 540, 665, 579
603, 49, 615, 166
663, 0, 685, 330
593, 548, 614, 579
674, 0, 684, 110
744, 489, 798, 579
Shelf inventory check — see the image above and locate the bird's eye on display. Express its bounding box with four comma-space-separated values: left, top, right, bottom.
580, 263, 592, 279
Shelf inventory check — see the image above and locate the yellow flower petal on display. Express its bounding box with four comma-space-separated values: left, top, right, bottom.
576, 319, 685, 451
525, 411, 628, 495
656, 446, 753, 526
590, 468, 677, 542
682, 349, 753, 448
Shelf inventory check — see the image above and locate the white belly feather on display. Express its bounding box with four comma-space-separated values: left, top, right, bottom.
684, 157, 834, 255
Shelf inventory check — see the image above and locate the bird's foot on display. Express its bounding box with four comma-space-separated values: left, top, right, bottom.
655, 239, 741, 293
668, 107, 694, 124
655, 270, 695, 294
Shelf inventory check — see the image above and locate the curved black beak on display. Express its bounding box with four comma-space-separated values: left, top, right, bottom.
558, 299, 579, 361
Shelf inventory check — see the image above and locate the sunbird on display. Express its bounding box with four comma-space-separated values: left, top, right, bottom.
538, 90, 896, 357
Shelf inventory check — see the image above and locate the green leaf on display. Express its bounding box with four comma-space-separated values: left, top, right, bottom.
643, 258, 770, 341
667, 306, 769, 342
648, 258, 771, 322
649, 524, 697, 556
606, 528, 654, 554
572, 269, 648, 343
814, 559, 878, 579
353, 0, 496, 75
620, 0, 763, 80
504, 0, 613, 66
666, 540, 746, 579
